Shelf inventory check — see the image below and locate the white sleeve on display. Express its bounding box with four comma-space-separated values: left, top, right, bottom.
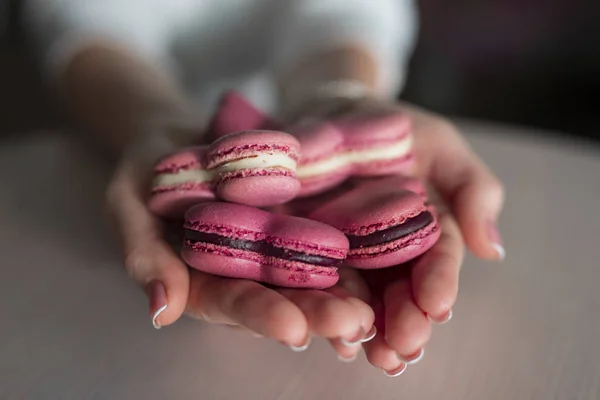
271, 0, 418, 97
23, 0, 177, 82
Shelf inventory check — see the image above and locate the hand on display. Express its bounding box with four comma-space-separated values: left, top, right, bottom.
286, 97, 505, 375
105, 120, 376, 360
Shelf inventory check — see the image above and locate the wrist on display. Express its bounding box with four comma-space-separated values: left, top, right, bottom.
277, 45, 388, 121
282, 79, 375, 123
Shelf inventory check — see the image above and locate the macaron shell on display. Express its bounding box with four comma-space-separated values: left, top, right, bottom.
292, 122, 349, 197
308, 182, 426, 236
297, 169, 351, 197
345, 221, 441, 269
185, 202, 269, 233
272, 180, 358, 218
351, 154, 415, 177
181, 248, 339, 289
265, 214, 349, 255
184, 202, 349, 256
331, 111, 412, 148
153, 146, 206, 173
286, 176, 427, 218
217, 174, 301, 207
207, 130, 300, 167
291, 122, 345, 164
148, 186, 215, 220
150, 147, 211, 219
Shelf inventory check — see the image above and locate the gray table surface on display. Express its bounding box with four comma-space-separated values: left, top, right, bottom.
1, 122, 600, 400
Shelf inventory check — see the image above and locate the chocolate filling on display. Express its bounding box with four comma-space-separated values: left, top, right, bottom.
185, 230, 341, 267
346, 211, 433, 248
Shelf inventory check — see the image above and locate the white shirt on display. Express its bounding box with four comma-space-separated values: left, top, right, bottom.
23, 0, 418, 113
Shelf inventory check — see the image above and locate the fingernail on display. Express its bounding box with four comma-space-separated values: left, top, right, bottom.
340, 325, 377, 347
147, 280, 167, 330
399, 348, 425, 366
428, 309, 453, 324
337, 353, 358, 363
487, 221, 505, 261
382, 363, 407, 378
288, 336, 311, 352
361, 326, 377, 343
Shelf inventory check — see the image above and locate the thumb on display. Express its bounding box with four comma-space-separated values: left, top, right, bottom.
125, 235, 190, 329
107, 165, 189, 328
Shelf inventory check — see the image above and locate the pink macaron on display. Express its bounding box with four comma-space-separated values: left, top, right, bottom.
148, 130, 301, 219
308, 176, 440, 269
181, 202, 349, 288
203, 91, 416, 198
329, 110, 415, 176
292, 116, 415, 197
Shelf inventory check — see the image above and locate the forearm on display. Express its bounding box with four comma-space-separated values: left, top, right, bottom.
61, 42, 199, 157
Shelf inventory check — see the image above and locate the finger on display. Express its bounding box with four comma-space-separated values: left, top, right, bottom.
106, 164, 189, 329
188, 271, 309, 348
431, 142, 505, 260
277, 288, 367, 345
382, 279, 431, 363
412, 210, 464, 321
405, 105, 506, 261
362, 331, 407, 377
328, 271, 374, 332
222, 325, 264, 338
324, 284, 376, 362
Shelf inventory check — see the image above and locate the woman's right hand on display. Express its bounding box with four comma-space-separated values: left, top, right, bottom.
105, 124, 375, 359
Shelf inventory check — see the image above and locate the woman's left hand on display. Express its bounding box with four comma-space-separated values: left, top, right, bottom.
285, 97, 505, 375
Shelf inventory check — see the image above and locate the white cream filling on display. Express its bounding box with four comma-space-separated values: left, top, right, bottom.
296, 136, 413, 179
153, 153, 297, 186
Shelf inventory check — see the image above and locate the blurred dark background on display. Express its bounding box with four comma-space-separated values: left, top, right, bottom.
1, 0, 600, 139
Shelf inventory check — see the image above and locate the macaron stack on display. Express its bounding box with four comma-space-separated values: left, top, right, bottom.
147, 92, 440, 289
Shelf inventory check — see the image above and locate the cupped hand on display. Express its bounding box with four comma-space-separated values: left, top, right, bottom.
104, 121, 375, 360
286, 97, 505, 375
